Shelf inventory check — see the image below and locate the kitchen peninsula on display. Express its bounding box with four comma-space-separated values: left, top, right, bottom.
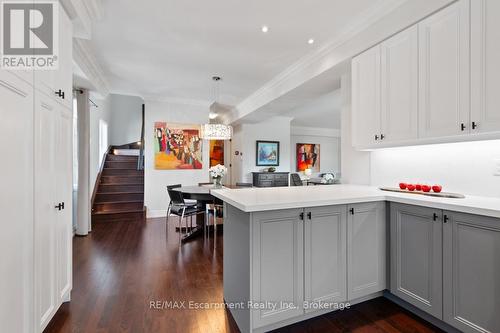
212, 185, 500, 333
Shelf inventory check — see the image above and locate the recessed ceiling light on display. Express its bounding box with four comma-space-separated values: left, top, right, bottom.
308, 38, 315, 44
261, 25, 269, 33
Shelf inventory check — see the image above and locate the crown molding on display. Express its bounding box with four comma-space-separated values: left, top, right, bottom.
231, 0, 411, 123
60, 0, 103, 39
73, 38, 110, 97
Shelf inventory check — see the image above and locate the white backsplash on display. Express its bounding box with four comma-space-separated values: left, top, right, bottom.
370, 139, 500, 198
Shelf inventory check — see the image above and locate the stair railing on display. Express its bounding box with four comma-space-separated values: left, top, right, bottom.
137, 103, 145, 170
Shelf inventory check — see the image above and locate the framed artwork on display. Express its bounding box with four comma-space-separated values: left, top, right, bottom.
296, 143, 320, 172
209, 140, 224, 167
154, 122, 203, 170
256, 141, 280, 166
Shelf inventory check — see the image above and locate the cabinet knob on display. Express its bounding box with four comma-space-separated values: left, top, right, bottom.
299, 212, 304, 220
472, 121, 478, 130
349, 208, 354, 215
374, 134, 379, 141
433, 213, 438, 221
443, 215, 449, 223
460, 123, 466, 131
380, 134, 385, 140
307, 212, 312, 220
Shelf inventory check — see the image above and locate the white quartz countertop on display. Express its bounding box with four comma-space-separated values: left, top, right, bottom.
211, 185, 500, 218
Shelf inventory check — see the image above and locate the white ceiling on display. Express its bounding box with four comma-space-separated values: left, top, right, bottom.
91, 0, 399, 105
288, 89, 342, 129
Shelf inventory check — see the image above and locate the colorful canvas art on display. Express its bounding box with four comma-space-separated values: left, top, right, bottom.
209, 140, 224, 167
256, 141, 280, 166
154, 122, 203, 170
296, 143, 320, 172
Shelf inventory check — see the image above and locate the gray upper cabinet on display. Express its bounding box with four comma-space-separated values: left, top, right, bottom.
251, 208, 304, 328
304, 205, 347, 311
347, 202, 386, 300
390, 203, 443, 319
443, 211, 500, 333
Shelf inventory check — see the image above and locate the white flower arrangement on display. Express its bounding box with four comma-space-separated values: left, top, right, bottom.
321, 173, 335, 183
209, 164, 227, 179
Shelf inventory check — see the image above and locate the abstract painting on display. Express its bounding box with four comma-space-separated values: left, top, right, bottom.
154, 122, 203, 170
256, 141, 280, 166
296, 143, 320, 172
209, 140, 224, 167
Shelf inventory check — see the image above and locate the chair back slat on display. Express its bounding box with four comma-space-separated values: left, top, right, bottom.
291, 173, 303, 186
167, 185, 185, 205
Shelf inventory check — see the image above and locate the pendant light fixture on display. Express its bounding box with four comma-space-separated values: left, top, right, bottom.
200, 76, 233, 140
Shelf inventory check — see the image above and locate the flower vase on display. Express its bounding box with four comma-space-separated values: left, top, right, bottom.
213, 176, 223, 188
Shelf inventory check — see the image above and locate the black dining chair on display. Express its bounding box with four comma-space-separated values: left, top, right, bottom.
290, 173, 304, 186
235, 182, 253, 188
166, 185, 204, 243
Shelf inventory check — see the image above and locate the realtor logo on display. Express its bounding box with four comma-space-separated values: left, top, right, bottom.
1, 0, 59, 69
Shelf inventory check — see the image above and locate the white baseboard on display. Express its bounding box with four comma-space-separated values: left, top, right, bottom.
147, 209, 167, 218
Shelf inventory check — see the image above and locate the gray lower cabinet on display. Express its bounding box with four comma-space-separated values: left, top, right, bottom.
347, 202, 387, 300
251, 208, 304, 328
304, 205, 347, 311
390, 203, 443, 319
443, 211, 500, 333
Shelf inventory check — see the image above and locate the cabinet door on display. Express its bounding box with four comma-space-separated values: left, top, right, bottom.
470, 0, 500, 134
251, 209, 304, 328
352, 45, 381, 148
347, 202, 386, 300
34, 91, 58, 332
304, 205, 347, 312
418, 0, 470, 138
380, 25, 418, 143
390, 203, 443, 319
55, 107, 73, 304
0, 71, 34, 333
443, 211, 500, 333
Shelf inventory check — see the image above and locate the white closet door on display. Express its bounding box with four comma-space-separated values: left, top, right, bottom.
380, 25, 418, 143
34, 91, 58, 332
0, 71, 34, 333
418, 0, 470, 138
55, 107, 73, 304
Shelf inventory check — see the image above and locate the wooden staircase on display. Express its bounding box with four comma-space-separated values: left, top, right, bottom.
92, 151, 145, 223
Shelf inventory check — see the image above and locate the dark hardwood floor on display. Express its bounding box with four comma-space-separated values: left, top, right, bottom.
44, 217, 443, 333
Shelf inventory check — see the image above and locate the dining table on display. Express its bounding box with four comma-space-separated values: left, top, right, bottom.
171, 184, 232, 242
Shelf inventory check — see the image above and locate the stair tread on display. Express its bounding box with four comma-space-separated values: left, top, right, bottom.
92, 209, 144, 215
99, 183, 144, 186
94, 200, 144, 205
96, 191, 144, 195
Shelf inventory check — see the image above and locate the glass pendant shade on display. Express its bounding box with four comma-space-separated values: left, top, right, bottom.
200, 123, 233, 140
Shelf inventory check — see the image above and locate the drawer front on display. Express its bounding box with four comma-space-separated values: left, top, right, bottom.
257, 180, 273, 187
258, 174, 274, 180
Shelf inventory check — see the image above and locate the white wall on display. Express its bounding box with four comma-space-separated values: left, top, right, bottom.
89, 95, 111, 190
144, 99, 210, 217
231, 116, 292, 183
370, 140, 500, 198
340, 74, 371, 185
290, 131, 340, 176
109, 94, 143, 145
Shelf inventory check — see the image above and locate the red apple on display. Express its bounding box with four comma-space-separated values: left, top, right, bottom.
415, 184, 422, 191
399, 183, 407, 190
432, 185, 442, 193
421, 185, 431, 192
407, 184, 416, 191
